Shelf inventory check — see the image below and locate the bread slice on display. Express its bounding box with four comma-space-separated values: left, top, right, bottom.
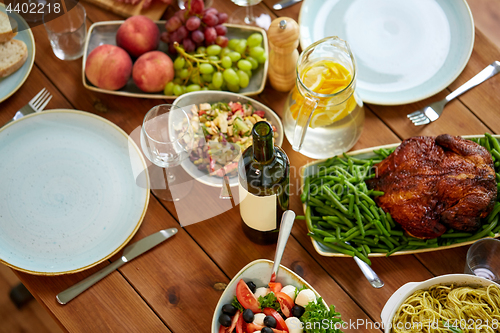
0, 12, 18, 43
0, 39, 27, 78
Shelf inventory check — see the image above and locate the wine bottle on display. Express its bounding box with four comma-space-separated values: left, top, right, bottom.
238, 121, 290, 244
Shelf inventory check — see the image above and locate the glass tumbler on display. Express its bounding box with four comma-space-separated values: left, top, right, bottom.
465, 238, 500, 282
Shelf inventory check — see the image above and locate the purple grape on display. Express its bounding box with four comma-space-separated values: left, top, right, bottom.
215, 36, 228, 48
214, 24, 227, 36
202, 13, 219, 27
183, 38, 196, 53
177, 26, 188, 40
160, 31, 170, 43
191, 30, 205, 43
169, 31, 181, 43
168, 43, 178, 55
166, 16, 182, 32
217, 12, 228, 24
190, 0, 204, 15
204, 27, 217, 44
204, 8, 218, 16
186, 16, 201, 31
175, 9, 187, 23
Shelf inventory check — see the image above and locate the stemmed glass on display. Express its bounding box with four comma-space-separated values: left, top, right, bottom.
141, 104, 194, 202
229, 0, 272, 30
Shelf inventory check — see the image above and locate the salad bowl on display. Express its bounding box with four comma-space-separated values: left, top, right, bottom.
173, 91, 284, 188
211, 259, 327, 333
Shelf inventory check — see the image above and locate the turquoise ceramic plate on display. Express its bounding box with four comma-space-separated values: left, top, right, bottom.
0, 110, 150, 275
0, 3, 36, 103
299, 0, 474, 105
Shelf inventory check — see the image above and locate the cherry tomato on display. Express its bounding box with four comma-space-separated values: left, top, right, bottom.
236, 279, 261, 313
263, 308, 288, 332
275, 292, 294, 318
246, 323, 264, 333
218, 324, 226, 333
253, 110, 265, 118
268, 282, 282, 294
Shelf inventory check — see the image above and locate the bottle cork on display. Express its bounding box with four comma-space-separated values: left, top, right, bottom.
267, 17, 300, 92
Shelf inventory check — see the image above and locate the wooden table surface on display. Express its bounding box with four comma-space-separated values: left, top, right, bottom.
2, 1, 500, 332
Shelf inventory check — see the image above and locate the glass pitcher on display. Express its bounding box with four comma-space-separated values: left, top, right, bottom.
283, 36, 364, 159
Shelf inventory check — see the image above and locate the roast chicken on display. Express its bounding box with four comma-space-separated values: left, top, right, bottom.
366, 134, 497, 239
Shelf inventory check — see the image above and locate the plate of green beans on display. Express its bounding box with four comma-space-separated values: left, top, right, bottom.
297, 134, 500, 265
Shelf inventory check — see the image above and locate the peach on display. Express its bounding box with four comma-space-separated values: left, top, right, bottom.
132, 51, 174, 93
85, 44, 132, 91
116, 16, 160, 58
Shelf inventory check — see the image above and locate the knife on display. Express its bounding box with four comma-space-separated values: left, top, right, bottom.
56, 228, 178, 305
273, 0, 302, 10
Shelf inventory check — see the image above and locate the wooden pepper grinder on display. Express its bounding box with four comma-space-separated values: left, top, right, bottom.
267, 17, 300, 92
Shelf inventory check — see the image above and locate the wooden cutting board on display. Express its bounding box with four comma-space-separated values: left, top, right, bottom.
82, 0, 170, 20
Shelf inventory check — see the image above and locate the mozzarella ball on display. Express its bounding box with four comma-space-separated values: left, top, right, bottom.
253, 313, 266, 326
295, 289, 316, 307
254, 287, 270, 299
285, 317, 303, 333
280, 285, 297, 301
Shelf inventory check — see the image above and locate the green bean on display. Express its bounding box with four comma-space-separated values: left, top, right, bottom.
344, 230, 361, 242
323, 216, 342, 222
306, 205, 313, 232
296, 215, 321, 221
440, 232, 473, 238
301, 176, 310, 203
491, 149, 500, 161
464, 216, 498, 242
369, 190, 385, 196
389, 230, 404, 236
322, 219, 350, 231
369, 206, 380, 219
486, 133, 500, 152
359, 203, 375, 219
336, 226, 342, 239
308, 197, 325, 207
313, 228, 334, 238
343, 226, 359, 238
348, 195, 354, 216
487, 203, 500, 223
374, 220, 391, 238
386, 212, 396, 228
309, 234, 355, 256
318, 221, 335, 230
359, 192, 376, 205
363, 244, 371, 254
386, 244, 408, 256
371, 248, 389, 253
379, 236, 394, 250
354, 205, 365, 237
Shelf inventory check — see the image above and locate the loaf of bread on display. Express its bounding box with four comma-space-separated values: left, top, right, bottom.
0, 12, 18, 43
0, 39, 28, 78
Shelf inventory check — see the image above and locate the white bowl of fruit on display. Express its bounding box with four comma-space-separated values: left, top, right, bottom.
212, 259, 343, 333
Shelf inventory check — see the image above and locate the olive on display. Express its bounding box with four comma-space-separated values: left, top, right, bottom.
292, 304, 305, 318
262, 327, 274, 333
246, 281, 257, 293
222, 304, 237, 316
242, 308, 254, 323
219, 313, 232, 327
263, 315, 277, 328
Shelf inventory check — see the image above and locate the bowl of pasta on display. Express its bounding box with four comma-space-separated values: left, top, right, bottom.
381, 274, 500, 333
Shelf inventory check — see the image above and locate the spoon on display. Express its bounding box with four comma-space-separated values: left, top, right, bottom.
269, 210, 296, 282
353, 254, 384, 288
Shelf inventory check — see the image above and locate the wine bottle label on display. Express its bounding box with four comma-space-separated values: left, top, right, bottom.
238, 184, 277, 232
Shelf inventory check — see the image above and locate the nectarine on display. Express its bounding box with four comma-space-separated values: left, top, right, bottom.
85, 44, 132, 91
132, 51, 174, 93
116, 16, 160, 58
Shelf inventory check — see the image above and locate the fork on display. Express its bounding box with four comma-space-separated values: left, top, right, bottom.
5, 88, 53, 127
408, 61, 500, 126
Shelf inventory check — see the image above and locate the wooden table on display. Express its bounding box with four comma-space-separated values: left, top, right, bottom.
2, 1, 500, 332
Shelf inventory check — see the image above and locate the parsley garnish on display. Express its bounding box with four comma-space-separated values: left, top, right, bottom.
231, 296, 244, 312
300, 297, 344, 333
258, 293, 280, 311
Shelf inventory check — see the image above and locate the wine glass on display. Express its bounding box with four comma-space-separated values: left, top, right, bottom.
141, 104, 194, 202
229, 0, 272, 30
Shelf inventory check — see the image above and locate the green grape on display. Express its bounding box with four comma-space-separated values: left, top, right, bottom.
179, 68, 190, 79
212, 72, 223, 88
247, 33, 263, 47
237, 70, 249, 88
249, 46, 265, 59
174, 57, 185, 70
244, 69, 252, 78
173, 77, 183, 85
228, 38, 240, 50
202, 73, 212, 82
207, 45, 222, 56
201, 86, 209, 91
199, 64, 215, 74
207, 83, 216, 90
257, 53, 267, 64
191, 75, 204, 85
221, 81, 227, 90
228, 51, 241, 62
234, 39, 247, 54
196, 46, 206, 54
223, 68, 239, 86
207, 55, 219, 62
164, 82, 175, 95
220, 47, 231, 58
173, 84, 183, 96
181, 86, 187, 94
227, 82, 240, 93
246, 56, 258, 70
221, 56, 232, 69
186, 84, 201, 92
237, 59, 252, 71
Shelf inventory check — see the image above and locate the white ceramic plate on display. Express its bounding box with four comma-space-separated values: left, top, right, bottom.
211, 259, 327, 333
299, 0, 474, 105
82, 22, 268, 99
173, 91, 284, 188
0, 110, 149, 275
0, 3, 36, 103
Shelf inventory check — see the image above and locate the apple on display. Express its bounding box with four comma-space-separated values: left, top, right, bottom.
132, 51, 174, 93
116, 16, 160, 58
85, 44, 132, 91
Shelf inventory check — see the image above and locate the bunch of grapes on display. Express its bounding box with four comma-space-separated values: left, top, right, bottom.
164, 33, 267, 96
161, 0, 229, 54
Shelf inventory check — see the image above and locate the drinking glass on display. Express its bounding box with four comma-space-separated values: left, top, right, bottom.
141, 104, 194, 202
229, 0, 271, 30
464, 238, 500, 282
43, 0, 86, 60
